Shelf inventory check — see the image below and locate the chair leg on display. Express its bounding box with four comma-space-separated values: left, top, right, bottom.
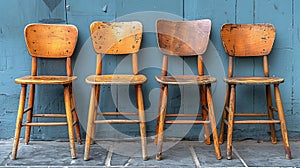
90, 85, 100, 145
136, 84, 148, 161
274, 84, 292, 159
226, 84, 236, 160
266, 85, 277, 144
84, 85, 99, 161
156, 85, 168, 161
24, 84, 35, 145
219, 85, 230, 144
154, 85, 164, 145
64, 85, 76, 159
206, 85, 222, 160
11, 84, 27, 160
69, 84, 82, 144
200, 85, 211, 145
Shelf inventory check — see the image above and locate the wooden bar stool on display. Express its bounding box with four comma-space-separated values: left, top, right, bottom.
11, 24, 82, 160
219, 23, 292, 160
84, 21, 148, 161
155, 19, 222, 160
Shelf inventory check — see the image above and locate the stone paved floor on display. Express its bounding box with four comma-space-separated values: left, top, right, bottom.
0, 139, 300, 167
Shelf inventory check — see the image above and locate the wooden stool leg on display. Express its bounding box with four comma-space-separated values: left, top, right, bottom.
24, 84, 35, 144
206, 85, 222, 160
266, 85, 277, 144
84, 85, 98, 161
154, 85, 164, 145
274, 84, 292, 159
136, 84, 148, 160
11, 84, 27, 160
69, 84, 82, 144
64, 85, 76, 159
156, 85, 168, 161
200, 85, 211, 145
226, 84, 235, 160
219, 85, 230, 144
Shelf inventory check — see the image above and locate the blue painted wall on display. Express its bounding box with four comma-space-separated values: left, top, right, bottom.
0, 0, 299, 140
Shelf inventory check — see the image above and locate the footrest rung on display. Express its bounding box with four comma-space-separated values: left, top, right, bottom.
235, 113, 268, 117
22, 122, 68, 126
32, 114, 66, 118
166, 114, 202, 117
234, 120, 280, 124
94, 120, 140, 124
165, 120, 210, 124
98, 112, 137, 116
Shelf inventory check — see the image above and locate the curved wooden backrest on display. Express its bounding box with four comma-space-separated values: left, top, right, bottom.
221, 24, 275, 57
156, 19, 211, 56
90, 21, 143, 54
24, 24, 78, 58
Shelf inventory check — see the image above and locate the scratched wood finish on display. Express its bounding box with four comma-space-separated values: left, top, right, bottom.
90, 21, 142, 54
224, 76, 284, 85
24, 24, 78, 58
15, 76, 77, 85
155, 75, 216, 85
85, 74, 146, 85
84, 21, 148, 161
221, 24, 275, 57
155, 19, 221, 160
11, 24, 81, 160
156, 19, 211, 56
219, 23, 292, 160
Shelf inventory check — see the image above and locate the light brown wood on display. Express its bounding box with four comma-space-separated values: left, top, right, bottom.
155, 19, 221, 160
274, 85, 292, 159
11, 84, 27, 160
22, 122, 68, 126
155, 75, 216, 85
136, 84, 148, 160
32, 114, 67, 118
12, 24, 81, 160
221, 24, 275, 57
15, 76, 77, 85
266, 85, 277, 144
85, 21, 148, 161
220, 23, 291, 160
156, 19, 211, 56
85, 74, 146, 85
24, 24, 78, 58
224, 76, 284, 85
84, 85, 98, 161
164, 120, 210, 124
226, 84, 236, 160
64, 85, 76, 159
206, 85, 222, 160
90, 21, 142, 54
100, 112, 137, 116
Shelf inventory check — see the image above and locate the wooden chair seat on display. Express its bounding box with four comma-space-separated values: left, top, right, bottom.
224, 76, 284, 85
155, 75, 216, 85
15, 76, 77, 85
85, 74, 146, 85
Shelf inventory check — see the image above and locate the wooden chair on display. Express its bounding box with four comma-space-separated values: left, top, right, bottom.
11, 24, 81, 160
155, 19, 222, 160
84, 21, 148, 161
219, 23, 292, 160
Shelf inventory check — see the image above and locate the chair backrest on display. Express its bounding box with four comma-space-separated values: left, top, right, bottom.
220, 23, 276, 77
24, 24, 78, 77
24, 24, 78, 58
90, 21, 142, 54
221, 24, 275, 57
156, 19, 211, 56
90, 21, 143, 75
